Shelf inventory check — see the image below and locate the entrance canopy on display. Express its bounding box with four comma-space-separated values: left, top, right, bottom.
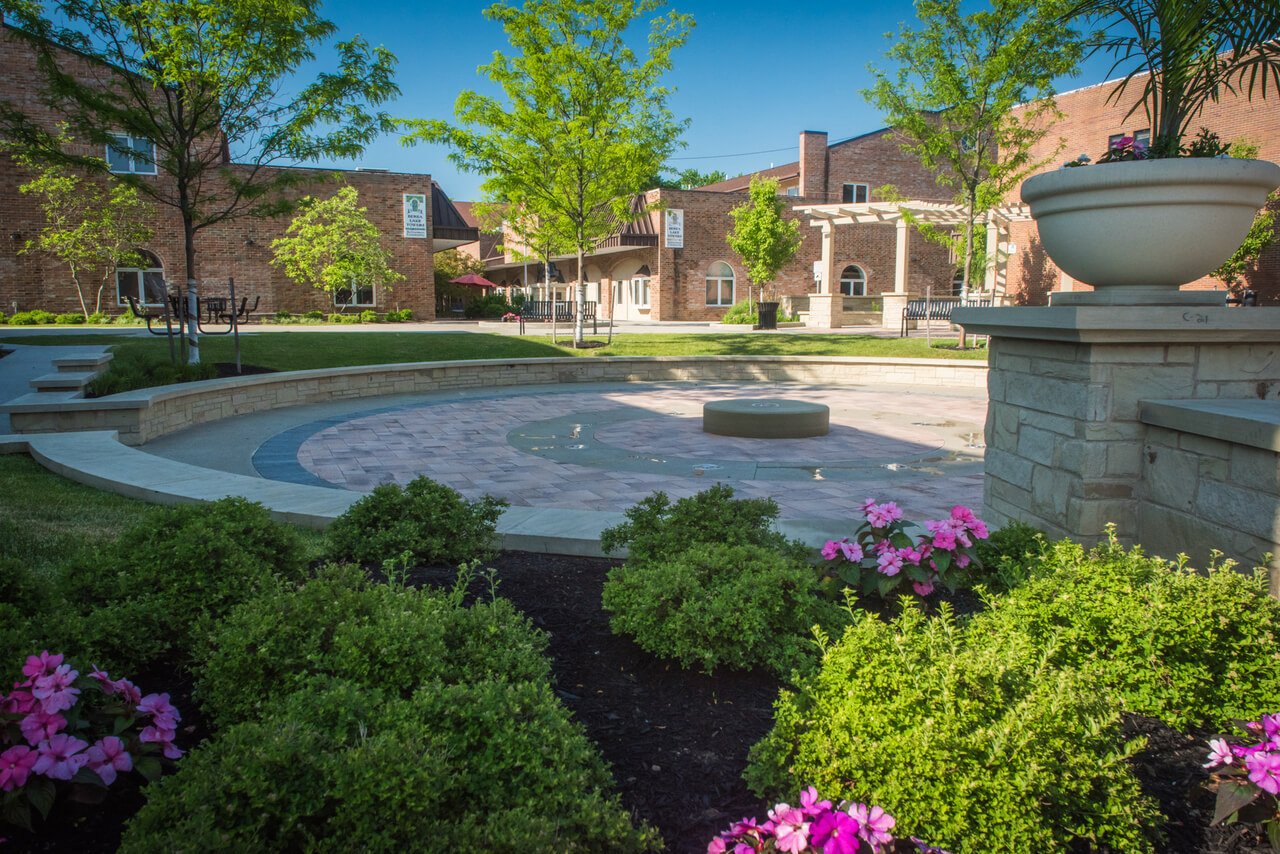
794, 200, 1032, 296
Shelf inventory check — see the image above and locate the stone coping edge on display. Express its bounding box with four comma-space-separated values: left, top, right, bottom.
952, 305, 1280, 343
1140, 399, 1280, 453
3, 353, 984, 411
0, 431, 851, 558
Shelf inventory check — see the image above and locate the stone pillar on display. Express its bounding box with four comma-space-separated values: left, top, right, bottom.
817, 222, 837, 295
880, 292, 910, 333
881, 219, 912, 330
953, 304, 1280, 580
806, 293, 844, 329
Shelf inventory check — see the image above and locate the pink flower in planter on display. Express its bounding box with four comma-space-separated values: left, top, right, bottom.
1, 686, 37, 716
1246, 751, 1280, 796
877, 550, 904, 577
138, 693, 181, 727
1263, 714, 1280, 748
912, 581, 936, 596
32, 734, 89, 781
768, 803, 811, 853
0, 745, 38, 791
86, 736, 133, 785
20, 710, 67, 745
865, 501, 903, 529
799, 786, 832, 817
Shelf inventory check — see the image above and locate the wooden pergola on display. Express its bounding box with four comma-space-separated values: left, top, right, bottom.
794, 201, 1033, 297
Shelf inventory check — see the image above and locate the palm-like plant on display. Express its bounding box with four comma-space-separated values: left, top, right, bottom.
1069, 0, 1280, 157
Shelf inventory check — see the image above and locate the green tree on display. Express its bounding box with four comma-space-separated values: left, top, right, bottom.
647, 167, 728, 189
1, 0, 399, 361
865, 0, 1083, 296
14, 144, 153, 318
270, 186, 403, 309
433, 248, 489, 314
1212, 192, 1278, 295
725, 177, 801, 304
404, 0, 692, 346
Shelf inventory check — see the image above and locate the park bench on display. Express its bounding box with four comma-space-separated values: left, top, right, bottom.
900, 297, 992, 337
519, 300, 597, 334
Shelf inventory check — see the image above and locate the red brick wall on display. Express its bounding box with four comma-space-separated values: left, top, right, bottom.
0, 26, 438, 319
1006, 75, 1280, 304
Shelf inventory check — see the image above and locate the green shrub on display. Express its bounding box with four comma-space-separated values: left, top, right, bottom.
719, 298, 758, 325
53, 498, 308, 673
53, 312, 85, 325
0, 546, 48, 673
968, 535, 1280, 730
326, 312, 361, 324
122, 680, 659, 853
87, 350, 217, 395
600, 484, 805, 565
85, 312, 109, 325
8, 311, 40, 325
110, 312, 144, 325
195, 563, 549, 729
970, 520, 1047, 592
0, 311, 6, 324
304, 309, 324, 320
326, 476, 506, 566
746, 605, 1161, 852
603, 542, 843, 674
385, 307, 413, 322
358, 309, 378, 323
273, 309, 293, 321
464, 293, 512, 319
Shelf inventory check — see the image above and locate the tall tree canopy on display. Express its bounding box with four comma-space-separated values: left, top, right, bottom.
726, 177, 801, 303
1, 0, 399, 360
404, 0, 692, 345
865, 0, 1082, 295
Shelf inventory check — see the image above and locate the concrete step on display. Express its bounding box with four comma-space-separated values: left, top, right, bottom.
31, 371, 98, 393
52, 353, 113, 373
4, 391, 81, 407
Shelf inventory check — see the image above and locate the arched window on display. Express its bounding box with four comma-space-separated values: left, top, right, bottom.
839, 265, 866, 296
115, 250, 166, 307
705, 261, 735, 307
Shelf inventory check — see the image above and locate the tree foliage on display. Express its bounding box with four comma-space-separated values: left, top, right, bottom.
1067, 0, 1280, 157
12, 133, 153, 317
270, 186, 403, 302
865, 0, 1082, 292
1, 0, 399, 358
648, 167, 728, 189
725, 177, 801, 302
1212, 192, 1278, 293
404, 0, 692, 344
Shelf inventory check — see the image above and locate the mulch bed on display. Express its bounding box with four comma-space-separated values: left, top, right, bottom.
4, 550, 1270, 853
211, 362, 275, 378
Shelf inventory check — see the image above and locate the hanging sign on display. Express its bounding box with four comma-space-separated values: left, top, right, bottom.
664, 208, 684, 249
403, 193, 427, 238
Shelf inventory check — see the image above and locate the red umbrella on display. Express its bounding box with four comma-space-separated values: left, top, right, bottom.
449, 273, 499, 289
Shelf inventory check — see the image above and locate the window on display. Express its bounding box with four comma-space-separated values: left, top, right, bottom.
334, 282, 375, 307
630, 277, 650, 309
705, 261, 735, 306
106, 133, 156, 175
613, 281, 624, 305
1133, 128, 1151, 149
115, 250, 166, 306
785, 186, 799, 197
841, 183, 869, 204
838, 265, 867, 296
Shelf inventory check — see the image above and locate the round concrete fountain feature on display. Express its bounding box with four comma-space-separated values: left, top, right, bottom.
702, 399, 830, 438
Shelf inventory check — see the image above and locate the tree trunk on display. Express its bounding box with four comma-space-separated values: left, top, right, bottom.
70, 267, 89, 318
959, 189, 976, 349
574, 250, 585, 346
182, 210, 200, 365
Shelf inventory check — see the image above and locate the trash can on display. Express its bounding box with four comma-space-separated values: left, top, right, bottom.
757, 301, 779, 330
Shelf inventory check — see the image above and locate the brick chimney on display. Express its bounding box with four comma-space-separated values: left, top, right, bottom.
798, 131, 828, 200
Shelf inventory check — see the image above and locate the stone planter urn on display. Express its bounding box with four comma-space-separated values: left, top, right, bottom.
1021, 158, 1280, 305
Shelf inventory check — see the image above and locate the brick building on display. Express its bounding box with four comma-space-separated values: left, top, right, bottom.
0, 22, 476, 320
482, 129, 957, 322
1004, 73, 1280, 305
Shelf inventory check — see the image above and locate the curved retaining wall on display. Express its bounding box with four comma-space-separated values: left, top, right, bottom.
5, 355, 987, 446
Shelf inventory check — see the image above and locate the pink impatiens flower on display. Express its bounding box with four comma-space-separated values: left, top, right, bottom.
1245, 752, 1280, 796
865, 501, 903, 529
1, 686, 37, 716
768, 804, 811, 853
849, 803, 896, 850
19, 710, 67, 746
138, 693, 181, 728
877, 550, 904, 577
821, 540, 841, 561
912, 581, 936, 596
85, 736, 133, 786
1205, 738, 1234, 768
0, 745, 38, 792
32, 733, 89, 781
798, 786, 832, 817
22, 651, 63, 680
810, 810, 860, 854
31, 664, 80, 714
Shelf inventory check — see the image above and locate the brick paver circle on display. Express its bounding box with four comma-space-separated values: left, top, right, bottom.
259, 383, 987, 522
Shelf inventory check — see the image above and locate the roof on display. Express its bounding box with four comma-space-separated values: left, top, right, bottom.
595, 195, 658, 250
431, 183, 480, 244
692, 126, 898, 193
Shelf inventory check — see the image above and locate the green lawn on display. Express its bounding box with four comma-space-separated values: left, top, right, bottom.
1, 331, 986, 373
0, 455, 325, 578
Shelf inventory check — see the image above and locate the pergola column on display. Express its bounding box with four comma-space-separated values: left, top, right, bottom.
806, 221, 844, 328
983, 218, 1000, 294
881, 219, 912, 330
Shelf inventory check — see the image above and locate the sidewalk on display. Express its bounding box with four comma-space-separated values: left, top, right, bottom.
0, 342, 113, 432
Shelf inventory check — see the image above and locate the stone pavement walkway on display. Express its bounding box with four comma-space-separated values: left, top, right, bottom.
0, 343, 113, 432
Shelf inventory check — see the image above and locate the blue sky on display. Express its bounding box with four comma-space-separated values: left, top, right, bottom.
314, 0, 1118, 201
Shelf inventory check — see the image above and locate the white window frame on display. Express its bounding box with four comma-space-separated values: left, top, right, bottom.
334, 282, 376, 308
115, 252, 165, 307
784, 186, 799, 197
705, 262, 735, 307
613, 280, 624, 305
106, 132, 157, 175
839, 265, 867, 296
842, 183, 869, 205
630, 276, 650, 309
